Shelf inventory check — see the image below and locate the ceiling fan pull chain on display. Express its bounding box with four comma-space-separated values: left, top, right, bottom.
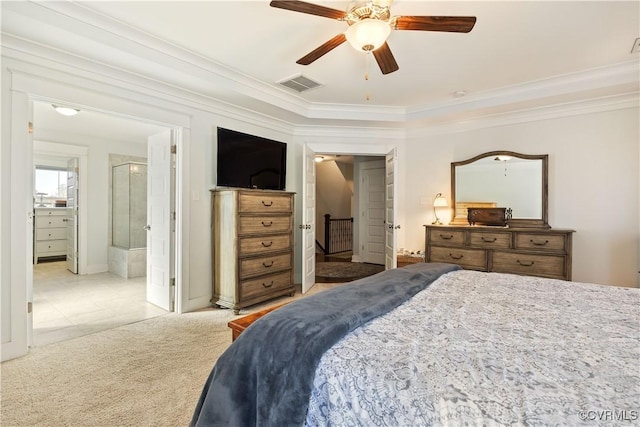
365, 53, 371, 101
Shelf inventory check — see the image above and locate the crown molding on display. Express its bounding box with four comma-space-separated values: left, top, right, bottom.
2, 38, 296, 136
409, 92, 639, 137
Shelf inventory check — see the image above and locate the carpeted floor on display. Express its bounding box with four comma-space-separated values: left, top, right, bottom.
315, 262, 385, 283
0, 282, 340, 427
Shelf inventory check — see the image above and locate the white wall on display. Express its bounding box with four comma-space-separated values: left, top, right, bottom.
404, 107, 640, 287
316, 160, 353, 246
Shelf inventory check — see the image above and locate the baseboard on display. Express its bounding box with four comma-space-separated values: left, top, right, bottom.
85, 264, 109, 275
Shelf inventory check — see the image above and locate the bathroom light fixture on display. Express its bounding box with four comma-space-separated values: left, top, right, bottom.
52, 104, 80, 116
432, 193, 448, 225
314, 156, 325, 163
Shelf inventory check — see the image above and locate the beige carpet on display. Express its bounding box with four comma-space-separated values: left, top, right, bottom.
1, 283, 340, 427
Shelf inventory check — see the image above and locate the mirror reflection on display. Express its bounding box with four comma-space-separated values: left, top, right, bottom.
451, 151, 549, 228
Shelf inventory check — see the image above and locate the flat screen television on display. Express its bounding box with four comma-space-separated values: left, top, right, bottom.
216, 127, 287, 190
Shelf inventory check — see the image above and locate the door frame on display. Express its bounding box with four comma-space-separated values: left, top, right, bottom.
3, 78, 189, 361
33, 141, 88, 275
303, 142, 401, 280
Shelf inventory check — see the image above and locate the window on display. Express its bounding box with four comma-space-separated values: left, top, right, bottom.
35, 166, 67, 206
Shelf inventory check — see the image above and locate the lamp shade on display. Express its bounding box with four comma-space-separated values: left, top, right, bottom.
345, 19, 391, 52
433, 193, 448, 207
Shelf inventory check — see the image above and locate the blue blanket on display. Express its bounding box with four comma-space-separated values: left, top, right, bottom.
190, 262, 460, 427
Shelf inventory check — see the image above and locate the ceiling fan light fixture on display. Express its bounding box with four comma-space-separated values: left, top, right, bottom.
345, 18, 391, 52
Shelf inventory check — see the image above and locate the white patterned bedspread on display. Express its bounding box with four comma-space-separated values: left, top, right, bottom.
305, 270, 640, 426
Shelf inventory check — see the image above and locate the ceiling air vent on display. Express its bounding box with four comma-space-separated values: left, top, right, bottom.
278, 74, 322, 93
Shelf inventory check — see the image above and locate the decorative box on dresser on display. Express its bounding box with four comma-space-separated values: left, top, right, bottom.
211, 189, 295, 314
424, 225, 574, 280
34, 207, 68, 264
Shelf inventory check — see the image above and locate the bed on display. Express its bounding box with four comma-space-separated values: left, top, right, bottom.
191, 263, 639, 426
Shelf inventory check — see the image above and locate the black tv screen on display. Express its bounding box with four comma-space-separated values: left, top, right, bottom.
216, 127, 287, 190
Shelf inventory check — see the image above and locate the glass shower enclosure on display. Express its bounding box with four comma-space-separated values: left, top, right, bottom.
110, 162, 147, 278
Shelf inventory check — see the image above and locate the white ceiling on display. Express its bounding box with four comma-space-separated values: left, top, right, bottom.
33, 102, 169, 144
4, 1, 640, 139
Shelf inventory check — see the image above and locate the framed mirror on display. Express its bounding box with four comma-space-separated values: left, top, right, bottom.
451, 151, 549, 228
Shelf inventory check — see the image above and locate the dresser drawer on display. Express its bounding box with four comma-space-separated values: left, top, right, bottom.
35, 208, 67, 217
241, 271, 292, 301
36, 240, 67, 254
469, 231, 510, 249
36, 216, 66, 228
238, 215, 292, 236
36, 228, 67, 241
238, 193, 292, 214
492, 251, 566, 279
240, 253, 292, 279
515, 233, 567, 252
428, 229, 466, 246
239, 234, 291, 255
429, 246, 486, 270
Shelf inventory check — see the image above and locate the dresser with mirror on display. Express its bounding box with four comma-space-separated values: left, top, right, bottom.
425, 151, 574, 281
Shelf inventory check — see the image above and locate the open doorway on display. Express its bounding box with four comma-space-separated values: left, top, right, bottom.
314, 154, 386, 283
31, 101, 174, 346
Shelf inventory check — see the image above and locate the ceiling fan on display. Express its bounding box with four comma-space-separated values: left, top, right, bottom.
270, 0, 476, 75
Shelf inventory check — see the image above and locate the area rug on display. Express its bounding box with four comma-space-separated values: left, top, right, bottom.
315, 261, 385, 283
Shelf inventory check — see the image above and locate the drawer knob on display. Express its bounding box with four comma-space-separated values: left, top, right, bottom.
261, 241, 273, 247
448, 253, 463, 260
262, 261, 274, 268
439, 234, 454, 240
481, 237, 497, 243
261, 200, 273, 207
262, 281, 274, 288
530, 239, 549, 246
261, 221, 273, 227
517, 260, 535, 267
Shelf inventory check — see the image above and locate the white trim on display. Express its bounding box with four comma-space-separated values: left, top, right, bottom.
410, 92, 640, 137
2, 90, 30, 361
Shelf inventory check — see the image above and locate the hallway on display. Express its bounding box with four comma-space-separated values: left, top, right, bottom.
33, 261, 166, 346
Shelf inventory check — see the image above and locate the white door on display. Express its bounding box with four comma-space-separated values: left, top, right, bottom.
361, 160, 385, 264
384, 149, 398, 269
66, 158, 79, 274
301, 145, 316, 293
146, 130, 174, 311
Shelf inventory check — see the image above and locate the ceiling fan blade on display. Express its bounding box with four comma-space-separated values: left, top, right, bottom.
296, 33, 347, 65
394, 16, 476, 33
372, 42, 399, 75
270, 1, 346, 20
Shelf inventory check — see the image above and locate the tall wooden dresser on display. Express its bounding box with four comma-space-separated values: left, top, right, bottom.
211, 189, 295, 314
425, 225, 574, 280
34, 207, 68, 263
